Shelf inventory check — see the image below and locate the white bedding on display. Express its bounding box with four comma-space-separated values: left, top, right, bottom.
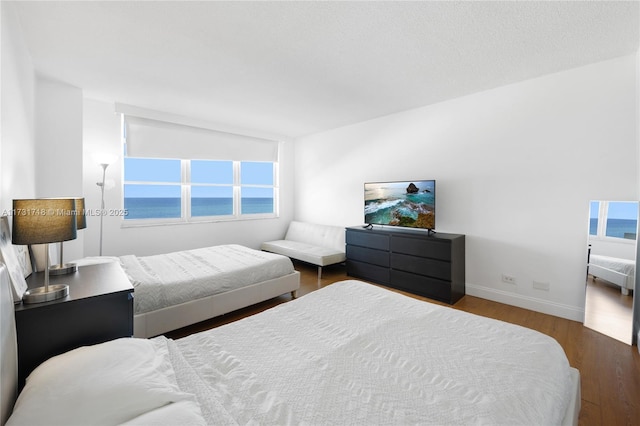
588, 254, 635, 293
165, 280, 573, 425
589, 254, 635, 276
6, 280, 575, 425
120, 244, 295, 314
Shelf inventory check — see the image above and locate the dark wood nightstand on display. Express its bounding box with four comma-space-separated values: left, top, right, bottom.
14, 262, 134, 388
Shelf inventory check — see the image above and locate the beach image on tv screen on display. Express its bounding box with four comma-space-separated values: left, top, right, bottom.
365, 180, 435, 229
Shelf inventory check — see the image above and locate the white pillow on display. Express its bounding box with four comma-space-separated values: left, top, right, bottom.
6, 338, 191, 426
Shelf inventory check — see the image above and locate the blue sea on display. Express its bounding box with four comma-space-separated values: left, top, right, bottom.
124, 197, 273, 219
590, 218, 637, 239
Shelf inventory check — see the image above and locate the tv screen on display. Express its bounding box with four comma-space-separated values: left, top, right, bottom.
364, 180, 436, 230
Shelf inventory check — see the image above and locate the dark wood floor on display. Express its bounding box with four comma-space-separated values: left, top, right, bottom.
166, 261, 640, 426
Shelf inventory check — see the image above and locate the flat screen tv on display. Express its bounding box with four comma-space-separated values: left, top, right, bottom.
364, 180, 436, 231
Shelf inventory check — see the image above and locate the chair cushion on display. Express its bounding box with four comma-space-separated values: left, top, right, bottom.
261, 240, 345, 267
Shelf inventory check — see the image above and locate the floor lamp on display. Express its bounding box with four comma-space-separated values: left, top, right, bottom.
96, 163, 110, 256
12, 198, 77, 304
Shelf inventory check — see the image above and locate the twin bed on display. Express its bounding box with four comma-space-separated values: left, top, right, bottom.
123, 244, 299, 338
76, 244, 300, 338
588, 254, 635, 296
1, 259, 581, 425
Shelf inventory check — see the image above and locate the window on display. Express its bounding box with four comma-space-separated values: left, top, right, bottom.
191, 160, 234, 217
589, 201, 599, 236
124, 158, 182, 219
605, 202, 637, 239
589, 201, 638, 240
118, 110, 280, 224
240, 162, 274, 215
123, 158, 277, 222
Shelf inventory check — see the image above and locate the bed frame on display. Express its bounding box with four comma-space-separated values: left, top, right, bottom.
589, 264, 631, 295
134, 271, 300, 338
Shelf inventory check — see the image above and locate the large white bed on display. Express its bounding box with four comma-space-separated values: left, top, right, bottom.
1, 266, 581, 425
588, 254, 635, 295
78, 244, 300, 338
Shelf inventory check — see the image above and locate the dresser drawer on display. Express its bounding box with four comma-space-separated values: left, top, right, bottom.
391, 270, 452, 302
347, 259, 390, 284
346, 229, 390, 251
346, 245, 389, 267
390, 253, 450, 281
390, 236, 451, 261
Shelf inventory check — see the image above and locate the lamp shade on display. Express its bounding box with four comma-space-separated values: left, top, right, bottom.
12, 199, 77, 245
75, 197, 86, 230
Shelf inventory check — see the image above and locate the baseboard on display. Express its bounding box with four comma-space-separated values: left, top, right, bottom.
466, 283, 585, 322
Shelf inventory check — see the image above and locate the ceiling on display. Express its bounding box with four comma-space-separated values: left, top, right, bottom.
10, 1, 640, 139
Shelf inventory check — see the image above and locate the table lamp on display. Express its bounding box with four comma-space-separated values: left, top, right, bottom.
12, 198, 77, 304
49, 197, 86, 275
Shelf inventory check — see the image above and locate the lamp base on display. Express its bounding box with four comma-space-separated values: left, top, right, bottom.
49, 263, 78, 275
22, 284, 69, 304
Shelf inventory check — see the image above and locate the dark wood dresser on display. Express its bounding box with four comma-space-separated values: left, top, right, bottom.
346, 226, 465, 304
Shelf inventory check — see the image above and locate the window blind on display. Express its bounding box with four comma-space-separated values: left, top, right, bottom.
123, 115, 279, 162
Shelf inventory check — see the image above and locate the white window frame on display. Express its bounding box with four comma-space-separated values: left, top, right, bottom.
121, 159, 278, 227
589, 200, 638, 244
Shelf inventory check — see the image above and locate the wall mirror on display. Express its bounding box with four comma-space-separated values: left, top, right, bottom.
585, 200, 637, 344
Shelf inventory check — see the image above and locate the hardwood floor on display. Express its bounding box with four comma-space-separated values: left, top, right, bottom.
166, 261, 640, 426
584, 274, 633, 344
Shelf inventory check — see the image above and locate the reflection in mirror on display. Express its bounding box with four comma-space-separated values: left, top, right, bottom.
585, 200, 637, 344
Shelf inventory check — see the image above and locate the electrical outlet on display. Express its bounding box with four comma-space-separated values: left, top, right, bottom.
533, 281, 550, 291
501, 274, 516, 284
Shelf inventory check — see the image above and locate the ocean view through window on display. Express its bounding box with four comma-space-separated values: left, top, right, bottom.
240, 162, 274, 214
589, 201, 637, 240
123, 158, 276, 222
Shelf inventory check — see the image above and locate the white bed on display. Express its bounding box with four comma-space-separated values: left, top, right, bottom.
1, 268, 581, 426
78, 244, 300, 338
588, 254, 635, 295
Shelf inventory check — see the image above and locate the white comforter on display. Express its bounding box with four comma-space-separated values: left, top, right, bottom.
160, 280, 572, 425
120, 244, 295, 314
589, 254, 635, 275
7, 280, 574, 425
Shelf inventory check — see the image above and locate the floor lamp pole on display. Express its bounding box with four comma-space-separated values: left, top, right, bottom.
98, 163, 108, 256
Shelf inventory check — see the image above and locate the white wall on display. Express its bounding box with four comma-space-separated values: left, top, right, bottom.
589, 238, 636, 260
34, 77, 84, 262
81, 98, 295, 257
1, 2, 37, 212
1, 4, 86, 267
34, 77, 83, 197
294, 54, 639, 321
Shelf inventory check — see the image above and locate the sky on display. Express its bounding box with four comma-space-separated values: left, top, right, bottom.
123, 159, 273, 198
590, 201, 638, 220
